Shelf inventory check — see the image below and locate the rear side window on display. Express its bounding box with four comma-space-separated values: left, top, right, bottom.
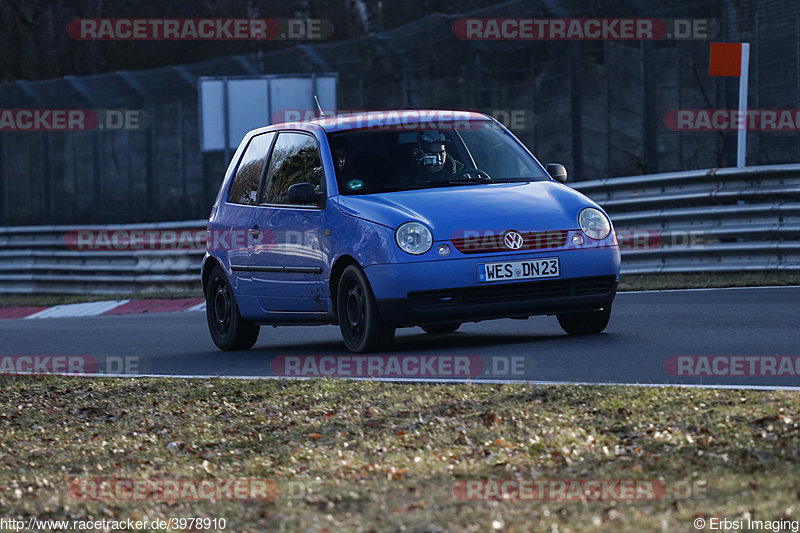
228, 132, 275, 205
259, 132, 323, 205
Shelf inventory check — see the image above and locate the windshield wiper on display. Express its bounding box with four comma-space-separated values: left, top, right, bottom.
383, 184, 430, 191
425, 177, 492, 186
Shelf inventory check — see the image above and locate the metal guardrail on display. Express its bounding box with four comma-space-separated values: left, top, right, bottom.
0, 163, 798, 294
573, 164, 800, 274
0, 221, 205, 294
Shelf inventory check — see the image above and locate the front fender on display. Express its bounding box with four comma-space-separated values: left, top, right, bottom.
326, 212, 399, 270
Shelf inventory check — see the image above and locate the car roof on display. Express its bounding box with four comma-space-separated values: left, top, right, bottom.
278, 109, 492, 134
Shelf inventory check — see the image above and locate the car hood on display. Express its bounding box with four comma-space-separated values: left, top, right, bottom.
336, 181, 602, 240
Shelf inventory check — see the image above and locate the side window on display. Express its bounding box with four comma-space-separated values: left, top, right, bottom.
259, 132, 324, 205
227, 132, 275, 205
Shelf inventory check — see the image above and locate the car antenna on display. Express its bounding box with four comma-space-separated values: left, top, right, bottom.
314, 95, 325, 118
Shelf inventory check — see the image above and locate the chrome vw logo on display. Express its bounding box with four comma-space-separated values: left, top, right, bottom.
503, 231, 524, 250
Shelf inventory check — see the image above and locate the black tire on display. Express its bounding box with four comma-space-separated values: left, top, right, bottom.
206, 265, 260, 350
337, 265, 395, 353
421, 323, 461, 334
557, 305, 612, 335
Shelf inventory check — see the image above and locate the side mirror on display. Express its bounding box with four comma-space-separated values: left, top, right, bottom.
287, 182, 323, 205
546, 163, 568, 184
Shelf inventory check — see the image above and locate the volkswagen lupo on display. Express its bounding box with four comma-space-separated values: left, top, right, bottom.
202, 111, 620, 352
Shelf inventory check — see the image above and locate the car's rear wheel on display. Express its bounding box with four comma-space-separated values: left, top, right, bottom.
421, 323, 461, 334
206, 265, 260, 350
557, 306, 612, 335
337, 265, 395, 353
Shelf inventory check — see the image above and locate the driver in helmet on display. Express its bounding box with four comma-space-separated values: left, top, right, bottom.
411, 131, 464, 180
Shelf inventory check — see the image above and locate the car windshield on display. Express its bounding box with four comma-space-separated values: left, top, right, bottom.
327, 120, 550, 195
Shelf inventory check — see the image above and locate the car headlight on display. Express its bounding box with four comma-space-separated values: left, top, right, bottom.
395, 222, 433, 255
578, 208, 611, 240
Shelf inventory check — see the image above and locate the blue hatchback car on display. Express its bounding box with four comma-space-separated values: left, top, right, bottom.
202, 110, 620, 352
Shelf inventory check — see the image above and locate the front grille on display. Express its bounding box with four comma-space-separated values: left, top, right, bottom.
450, 230, 569, 254
408, 275, 615, 310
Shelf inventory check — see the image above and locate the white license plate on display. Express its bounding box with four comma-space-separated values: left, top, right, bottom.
477, 258, 559, 282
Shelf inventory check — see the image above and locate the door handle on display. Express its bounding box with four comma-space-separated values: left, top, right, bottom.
249, 228, 260, 237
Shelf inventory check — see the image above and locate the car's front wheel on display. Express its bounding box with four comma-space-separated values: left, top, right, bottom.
556, 306, 612, 335
206, 265, 260, 350
337, 265, 395, 353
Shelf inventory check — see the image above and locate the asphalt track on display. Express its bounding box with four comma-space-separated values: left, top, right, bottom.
1, 287, 798, 388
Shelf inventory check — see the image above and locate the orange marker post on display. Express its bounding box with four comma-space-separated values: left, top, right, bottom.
710, 42, 750, 167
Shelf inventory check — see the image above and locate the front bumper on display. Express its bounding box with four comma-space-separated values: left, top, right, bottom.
377, 275, 616, 326
365, 247, 620, 327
